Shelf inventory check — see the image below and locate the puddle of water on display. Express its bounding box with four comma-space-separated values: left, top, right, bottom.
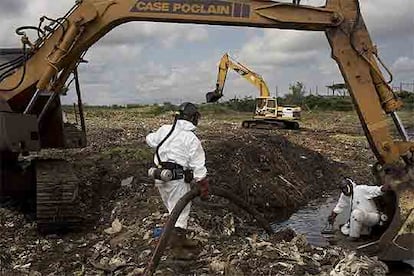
271, 193, 348, 247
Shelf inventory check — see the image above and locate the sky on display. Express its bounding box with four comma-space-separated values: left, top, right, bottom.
0, 0, 413, 105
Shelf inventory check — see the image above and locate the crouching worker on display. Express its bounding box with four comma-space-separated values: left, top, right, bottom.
146, 102, 209, 259
327, 178, 389, 241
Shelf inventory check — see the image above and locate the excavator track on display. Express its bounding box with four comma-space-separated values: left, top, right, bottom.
242, 119, 300, 130
36, 159, 81, 233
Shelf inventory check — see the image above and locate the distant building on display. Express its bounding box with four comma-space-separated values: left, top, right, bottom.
326, 83, 349, 97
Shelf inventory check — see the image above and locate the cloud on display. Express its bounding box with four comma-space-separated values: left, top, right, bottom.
392, 57, 414, 74
237, 30, 325, 67
361, 0, 414, 41
1, 0, 413, 105
97, 22, 208, 48
0, 0, 26, 17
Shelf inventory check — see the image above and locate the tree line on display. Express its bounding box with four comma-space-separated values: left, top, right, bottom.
65, 82, 413, 112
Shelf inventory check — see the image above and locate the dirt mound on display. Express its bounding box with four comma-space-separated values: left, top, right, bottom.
206, 131, 347, 221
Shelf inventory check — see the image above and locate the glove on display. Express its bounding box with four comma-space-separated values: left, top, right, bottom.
197, 178, 209, 200
327, 211, 337, 225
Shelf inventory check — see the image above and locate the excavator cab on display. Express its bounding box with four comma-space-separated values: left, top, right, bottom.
254, 97, 277, 117
254, 97, 301, 120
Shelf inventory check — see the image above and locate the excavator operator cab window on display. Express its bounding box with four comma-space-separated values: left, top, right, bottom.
255, 98, 267, 116
267, 99, 276, 108
256, 98, 266, 109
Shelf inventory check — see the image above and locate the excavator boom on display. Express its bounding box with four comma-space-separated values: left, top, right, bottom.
214, 53, 270, 97
0, 0, 412, 260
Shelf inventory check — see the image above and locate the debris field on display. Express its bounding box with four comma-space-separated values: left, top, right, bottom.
0, 109, 402, 275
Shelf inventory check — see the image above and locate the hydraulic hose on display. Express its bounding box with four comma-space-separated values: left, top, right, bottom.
0, 1, 78, 92
0, 44, 27, 92
155, 115, 178, 166
15, 26, 45, 37
0, 56, 24, 71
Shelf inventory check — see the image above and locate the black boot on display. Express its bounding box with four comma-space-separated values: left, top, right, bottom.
172, 227, 199, 248
168, 227, 198, 260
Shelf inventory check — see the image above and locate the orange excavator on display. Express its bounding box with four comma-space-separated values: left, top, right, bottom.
0, 0, 412, 261
207, 53, 301, 129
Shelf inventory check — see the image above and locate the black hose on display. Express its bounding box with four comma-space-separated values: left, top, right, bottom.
0, 44, 27, 92
0, 56, 24, 71
0, 2, 79, 91
144, 187, 200, 276
16, 26, 45, 37
31, 2, 77, 47
155, 115, 178, 165
39, 2, 78, 43
37, 19, 45, 40
144, 185, 273, 276
0, 53, 26, 80
43, 16, 66, 30
42, 16, 68, 41
0, 64, 23, 81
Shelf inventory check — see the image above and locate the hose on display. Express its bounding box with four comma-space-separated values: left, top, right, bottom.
143, 185, 273, 276
0, 1, 80, 92
37, 2, 79, 44
15, 26, 45, 37
0, 56, 24, 71
155, 115, 178, 166
40, 16, 68, 43
0, 44, 27, 92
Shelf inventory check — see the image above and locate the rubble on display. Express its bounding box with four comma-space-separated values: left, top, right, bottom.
330, 252, 389, 276
104, 219, 124, 235
0, 109, 404, 275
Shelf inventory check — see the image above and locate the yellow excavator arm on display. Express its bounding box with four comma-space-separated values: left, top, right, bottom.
0, 0, 412, 260
212, 53, 270, 100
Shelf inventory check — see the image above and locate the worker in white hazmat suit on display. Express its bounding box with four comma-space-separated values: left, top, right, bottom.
146, 102, 208, 257
327, 178, 390, 240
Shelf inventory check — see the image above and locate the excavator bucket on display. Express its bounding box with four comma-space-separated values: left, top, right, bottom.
206, 90, 222, 103
360, 171, 414, 261
375, 186, 414, 260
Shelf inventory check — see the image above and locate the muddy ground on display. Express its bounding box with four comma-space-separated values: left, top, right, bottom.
0, 109, 412, 275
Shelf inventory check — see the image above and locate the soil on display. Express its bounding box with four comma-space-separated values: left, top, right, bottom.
0, 109, 410, 275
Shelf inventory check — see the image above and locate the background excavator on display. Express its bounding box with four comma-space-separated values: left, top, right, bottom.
0, 0, 412, 261
206, 53, 301, 129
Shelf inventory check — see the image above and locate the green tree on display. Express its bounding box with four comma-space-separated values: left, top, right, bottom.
285, 82, 306, 105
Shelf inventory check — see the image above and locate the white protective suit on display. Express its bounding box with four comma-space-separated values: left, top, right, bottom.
146, 119, 207, 229
333, 180, 384, 238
